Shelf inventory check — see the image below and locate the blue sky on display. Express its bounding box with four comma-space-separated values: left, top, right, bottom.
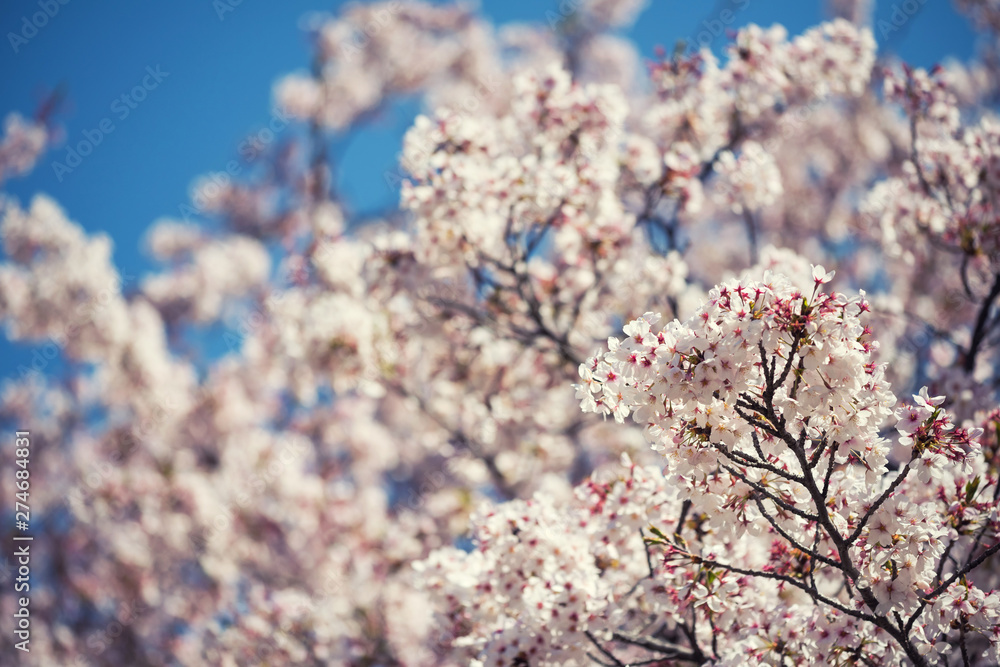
0, 0, 981, 380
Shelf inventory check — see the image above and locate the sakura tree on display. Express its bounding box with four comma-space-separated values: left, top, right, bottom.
1, 0, 1000, 665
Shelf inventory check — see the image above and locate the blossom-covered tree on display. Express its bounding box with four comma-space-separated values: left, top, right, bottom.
2, 0, 1000, 665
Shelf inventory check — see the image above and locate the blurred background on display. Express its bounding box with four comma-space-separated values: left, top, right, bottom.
0, 0, 980, 380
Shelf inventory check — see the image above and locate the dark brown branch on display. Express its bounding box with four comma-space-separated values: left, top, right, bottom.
611, 631, 705, 664
965, 272, 1000, 373
694, 555, 875, 623
846, 463, 913, 545
585, 630, 626, 667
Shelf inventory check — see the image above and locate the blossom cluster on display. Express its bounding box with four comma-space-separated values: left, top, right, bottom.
275, 2, 504, 130
2, 1, 1000, 665
415, 459, 675, 667
0, 112, 48, 184
578, 271, 893, 465
862, 65, 1000, 262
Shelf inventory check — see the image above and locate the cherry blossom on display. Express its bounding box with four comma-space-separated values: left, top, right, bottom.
2, 1, 1000, 665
